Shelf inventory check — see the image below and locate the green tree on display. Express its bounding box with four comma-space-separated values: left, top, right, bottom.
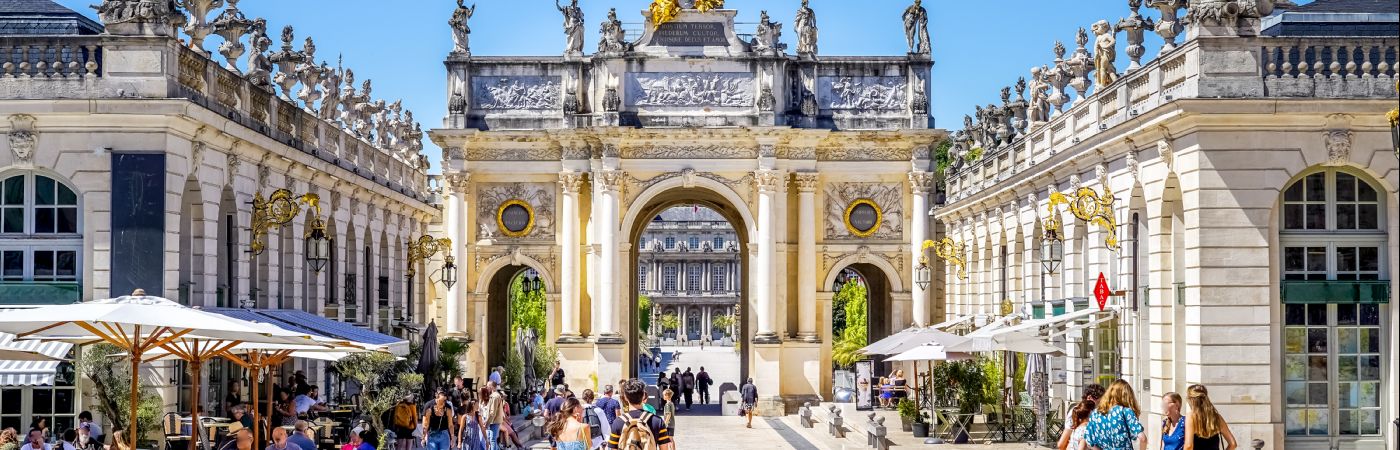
710, 314, 735, 336
638, 295, 653, 335
436, 338, 470, 386
508, 273, 547, 342
75, 343, 161, 445
334, 352, 422, 436
831, 281, 869, 368
659, 313, 679, 333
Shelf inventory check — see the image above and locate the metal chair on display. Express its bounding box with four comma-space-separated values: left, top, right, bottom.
163, 413, 191, 450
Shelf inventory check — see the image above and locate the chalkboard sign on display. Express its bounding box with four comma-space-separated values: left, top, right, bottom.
498, 201, 533, 236
650, 22, 728, 47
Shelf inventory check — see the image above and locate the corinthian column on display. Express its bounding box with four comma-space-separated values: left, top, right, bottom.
753, 169, 782, 343
443, 172, 470, 335
558, 171, 584, 341
909, 171, 936, 326
794, 173, 820, 342
594, 170, 624, 343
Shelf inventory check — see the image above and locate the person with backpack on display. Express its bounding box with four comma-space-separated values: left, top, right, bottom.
581, 390, 612, 450
607, 379, 674, 450
679, 369, 695, 411
390, 395, 420, 450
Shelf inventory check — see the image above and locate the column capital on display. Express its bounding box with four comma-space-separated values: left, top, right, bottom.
443, 172, 471, 194
792, 172, 820, 192
559, 170, 585, 194
595, 169, 625, 193
909, 170, 936, 194
754, 169, 784, 193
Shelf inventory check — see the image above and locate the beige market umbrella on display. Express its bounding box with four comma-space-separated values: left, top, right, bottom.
0, 289, 322, 450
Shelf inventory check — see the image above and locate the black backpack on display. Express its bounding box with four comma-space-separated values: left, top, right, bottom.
584, 405, 603, 437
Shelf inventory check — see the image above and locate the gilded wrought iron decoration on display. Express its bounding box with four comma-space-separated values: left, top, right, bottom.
496, 199, 536, 238
407, 235, 453, 278
922, 237, 968, 280
249, 188, 319, 256
843, 198, 883, 238
1047, 184, 1120, 249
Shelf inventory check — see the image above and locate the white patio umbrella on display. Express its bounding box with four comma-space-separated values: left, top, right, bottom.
861, 328, 971, 356
949, 330, 1064, 355
0, 289, 325, 450
885, 342, 975, 443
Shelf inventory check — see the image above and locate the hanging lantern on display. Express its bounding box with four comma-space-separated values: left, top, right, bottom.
440, 256, 457, 289
915, 261, 932, 291
1040, 229, 1063, 275
304, 224, 330, 273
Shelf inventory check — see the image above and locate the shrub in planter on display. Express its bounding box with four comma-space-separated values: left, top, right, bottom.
896, 398, 918, 432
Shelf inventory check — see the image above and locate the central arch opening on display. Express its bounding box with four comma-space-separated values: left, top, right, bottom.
626, 187, 750, 413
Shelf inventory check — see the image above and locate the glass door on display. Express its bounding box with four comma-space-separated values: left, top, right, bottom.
1284, 303, 1386, 450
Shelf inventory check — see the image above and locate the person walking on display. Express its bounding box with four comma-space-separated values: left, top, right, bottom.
740, 378, 757, 429
457, 400, 486, 450
1057, 383, 1105, 448
1184, 385, 1237, 450
594, 385, 621, 426
695, 368, 711, 405
660, 389, 677, 437
1160, 393, 1186, 450
390, 395, 420, 450
606, 379, 673, 450
581, 391, 612, 450
680, 369, 695, 411
667, 369, 680, 400
1084, 380, 1146, 450
420, 391, 455, 450
1057, 393, 1095, 450
483, 383, 504, 450
547, 398, 589, 450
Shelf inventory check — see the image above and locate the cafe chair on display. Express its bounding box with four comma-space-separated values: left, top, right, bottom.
163, 413, 192, 450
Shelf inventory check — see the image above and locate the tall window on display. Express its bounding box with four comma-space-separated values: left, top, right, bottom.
710, 264, 727, 293
686, 265, 702, 292
664, 236, 676, 250
662, 264, 677, 291
1279, 169, 1388, 444
0, 173, 80, 284
688, 236, 700, 250
638, 265, 648, 290
712, 236, 725, 250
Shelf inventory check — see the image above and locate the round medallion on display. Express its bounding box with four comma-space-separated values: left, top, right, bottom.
496, 199, 535, 238
843, 198, 883, 238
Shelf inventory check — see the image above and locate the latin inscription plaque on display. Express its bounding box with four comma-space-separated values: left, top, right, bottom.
650, 22, 728, 46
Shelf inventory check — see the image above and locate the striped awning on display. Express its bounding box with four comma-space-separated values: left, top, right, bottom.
0, 332, 73, 386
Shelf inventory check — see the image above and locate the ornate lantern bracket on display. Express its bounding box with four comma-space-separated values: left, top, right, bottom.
248, 189, 320, 256
1046, 183, 1120, 250
920, 237, 968, 281
408, 235, 456, 289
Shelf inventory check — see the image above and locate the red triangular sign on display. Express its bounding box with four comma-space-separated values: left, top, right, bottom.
1094, 273, 1110, 311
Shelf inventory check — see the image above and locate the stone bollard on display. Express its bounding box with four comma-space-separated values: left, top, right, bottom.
868, 416, 888, 450
829, 406, 845, 438
799, 402, 814, 428
1251, 439, 1265, 450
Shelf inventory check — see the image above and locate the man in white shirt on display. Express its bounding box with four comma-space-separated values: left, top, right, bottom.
19, 429, 50, 450
293, 385, 329, 415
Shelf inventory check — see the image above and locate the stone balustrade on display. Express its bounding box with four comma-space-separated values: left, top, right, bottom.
0, 38, 102, 79
944, 34, 1398, 203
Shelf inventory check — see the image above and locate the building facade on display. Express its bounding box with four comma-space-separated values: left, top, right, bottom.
430, 3, 942, 413
934, 2, 1397, 450
0, 0, 438, 431
637, 206, 740, 342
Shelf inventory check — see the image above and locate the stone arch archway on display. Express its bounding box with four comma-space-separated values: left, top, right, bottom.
623, 177, 754, 383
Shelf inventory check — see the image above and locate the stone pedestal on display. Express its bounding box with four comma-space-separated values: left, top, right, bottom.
592, 341, 628, 388
780, 341, 823, 410
749, 342, 785, 416
556, 341, 596, 389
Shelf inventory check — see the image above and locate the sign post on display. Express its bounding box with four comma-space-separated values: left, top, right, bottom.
1094, 273, 1111, 311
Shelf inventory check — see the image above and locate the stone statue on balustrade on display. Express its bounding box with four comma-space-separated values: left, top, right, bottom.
1047, 42, 1071, 112
752, 11, 784, 57
598, 8, 628, 55
1091, 20, 1117, 86
449, 0, 476, 55
350, 80, 377, 138
338, 69, 358, 129
556, 0, 585, 56
244, 19, 272, 89
794, 0, 818, 58
93, 0, 186, 36
269, 26, 307, 101
295, 37, 322, 110
1027, 65, 1050, 123
211, 0, 253, 73
1148, 0, 1185, 53
317, 64, 341, 122
1065, 27, 1094, 101
902, 0, 930, 55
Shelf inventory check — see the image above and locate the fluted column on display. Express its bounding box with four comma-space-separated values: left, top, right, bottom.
753, 169, 782, 342
794, 173, 820, 341
558, 171, 584, 340
594, 170, 624, 342
443, 173, 469, 335
910, 171, 935, 327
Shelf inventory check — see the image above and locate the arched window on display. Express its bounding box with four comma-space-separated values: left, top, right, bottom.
1279, 168, 1388, 442
0, 172, 81, 291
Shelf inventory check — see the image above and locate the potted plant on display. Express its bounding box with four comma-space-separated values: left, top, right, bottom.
896, 398, 918, 432
912, 410, 931, 437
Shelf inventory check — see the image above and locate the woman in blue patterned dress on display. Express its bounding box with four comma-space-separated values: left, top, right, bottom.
1084, 379, 1147, 450
1160, 392, 1186, 450
457, 400, 486, 450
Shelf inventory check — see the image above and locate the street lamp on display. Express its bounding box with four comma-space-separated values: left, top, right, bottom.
1040, 229, 1063, 275
304, 221, 330, 273
915, 258, 932, 291
832, 270, 847, 292
439, 256, 457, 289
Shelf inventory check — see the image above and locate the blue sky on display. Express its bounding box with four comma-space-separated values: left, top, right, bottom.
55, 0, 1308, 173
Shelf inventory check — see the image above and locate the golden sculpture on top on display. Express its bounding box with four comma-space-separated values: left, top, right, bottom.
650, 0, 724, 29
694, 0, 724, 12
650, 0, 680, 29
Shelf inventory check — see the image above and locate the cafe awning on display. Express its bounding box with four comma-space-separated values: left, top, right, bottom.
0, 332, 72, 386
207, 308, 410, 356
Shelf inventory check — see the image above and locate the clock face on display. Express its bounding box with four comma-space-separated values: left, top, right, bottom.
497, 200, 535, 237
844, 199, 882, 237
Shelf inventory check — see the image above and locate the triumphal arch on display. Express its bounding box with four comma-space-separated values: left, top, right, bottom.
429, 1, 945, 412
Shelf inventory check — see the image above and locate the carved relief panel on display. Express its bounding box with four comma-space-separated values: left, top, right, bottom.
472, 76, 562, 110
627, 72, 755, 108
824, 182, 903, 240
476, 182, 556, 240
817, 76, 908, 111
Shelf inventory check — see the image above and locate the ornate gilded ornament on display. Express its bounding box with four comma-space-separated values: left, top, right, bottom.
843, 198, 883, 238
649, 0, 681, 29
921, 237, 967, 280
249, 189, 319, 256
1000, 298, 1014, 316
694, 0, 724, 12
496, 199, 536, 238
407, 235, 453, 278
1047, 184, 1119, 249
